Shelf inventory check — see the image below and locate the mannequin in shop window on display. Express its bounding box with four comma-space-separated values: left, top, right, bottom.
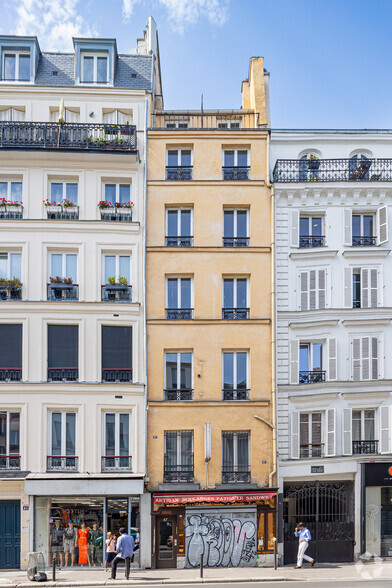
50, 519, 64, 567
63, 521, 77, 566
78, 522, 90, 566
88, 522, 103, 566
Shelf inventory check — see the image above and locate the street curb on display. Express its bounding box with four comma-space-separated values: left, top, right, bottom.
2, 578, 286, 587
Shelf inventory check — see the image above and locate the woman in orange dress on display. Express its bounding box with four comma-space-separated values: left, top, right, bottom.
78, 523, 90, 566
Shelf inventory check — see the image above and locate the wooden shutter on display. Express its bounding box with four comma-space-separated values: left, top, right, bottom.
361, 268, 369, 308
328, 338, 337, 381
362, 337, 370, 380
290, 210, 299, 248
290, 340, 299, 384
318, 269, 326, 309
371, 336, 378, 380
300, 271, 308, 311
370, 269, 378, 307
326, 408, 336, 457
291, 410, 300, 459
377, 206, 388, 245
309, 270, 317, 310
352, 338, 361, 381
380, 405, 391, 454
344, 268, 352, 308
343, 407, 352, 455
344, 209, 352, 246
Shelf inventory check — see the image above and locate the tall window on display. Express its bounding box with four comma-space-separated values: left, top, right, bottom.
48, 253, 78, 301
0, 411, 20, 469
48, 412, 77, 471
222, 149, 249, 180
101, 326, 132, 382
299, 343, 324, 384
299, 216, 324, 248
81, 54, 108, 84
0, 181, 22, 203
49, 182, 78, 205
0, 253, 21, 281
2, 52, 30, 81
102, 413, 131, 471
166, 208, 193, 246
222, 431, 250, 483
223, 209, 248, 246
164, 352, 193, 400
0, 324, 22, 381
352, 409, 375, 443
222, 278, 249, 319
48, 325, 78, 382
0, 108, 25, 121
223, 352, 248, 400
166, 149, 192, 180
349, 153, 371, 180
300, 413, 322, 458
103, 183, 131, 205
102, 255, 131, 302
352, 214, 375, 246
166, 277, 192, 319
164, 431, 193, 482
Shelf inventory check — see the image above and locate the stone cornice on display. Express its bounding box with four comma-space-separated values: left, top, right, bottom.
290, 250, 338, 261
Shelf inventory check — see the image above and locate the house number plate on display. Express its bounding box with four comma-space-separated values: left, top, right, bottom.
311, 466, 324, 474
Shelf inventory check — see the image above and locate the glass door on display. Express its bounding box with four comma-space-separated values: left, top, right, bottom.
156, 516, 177, 568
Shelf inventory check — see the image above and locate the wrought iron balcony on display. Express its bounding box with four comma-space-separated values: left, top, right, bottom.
273, 158, 392, 183
0, 455, 21, 469
222, 166, 250, 181
0, 368, 22, 381
353, 298, 361, 309
166, 166, 193, 181
222, 308, 249, 319
102, 368, 132, 382
0, 207, 23, 220
223, 388, 250, 401
164, 388, 193, 401
101, 285, 132, 302
0, 121, 137, 152
100, 209, 133, 222
352, 236, 377, 247
223, 237, 249, 247
47, 208, 79, 220
165, 308, 194, 319
48, 368, 78, 382
221, 467, 251, 484
102, 455, 132, 471
300, 443, 324, 458
165, 236, 193, 246
352, 440, 379, 455
164, 464, 194, 483
299, 235, 325, 248
47, 456, 78, 471
299, 370, 326, 384
47, 283, 78, 301
0, 284, 22, 300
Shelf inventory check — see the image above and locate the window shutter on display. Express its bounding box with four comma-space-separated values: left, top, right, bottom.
290, 340, 299, 384
318, 269, 326, 309
328, 337, 337, 381
300, 271, 308, 311
380, 405, 391, 454
290, 210, 299, 248
309, 270, 316, 310
352, 338, 361, 381
343, 407, 352, 455
326, 408, 336, 457
344, 209, 352, 246
361, 268, 369, 308
371, 336, 378, 380
0, 324, 22, 369
102, 326, 132, 370
362, 337, 370, 380
371, 269, 378, 307
344, 268, 353, 308
291, 410, 300, 459
377, 206, 388, 245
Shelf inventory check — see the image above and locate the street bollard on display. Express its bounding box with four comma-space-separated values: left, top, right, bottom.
200, 553, 203, 578
273, 537, 277, 570
52, 556, 56, 581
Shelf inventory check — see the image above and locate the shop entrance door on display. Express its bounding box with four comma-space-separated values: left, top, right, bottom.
156, 516, 177, 568
0, 500, 20, 569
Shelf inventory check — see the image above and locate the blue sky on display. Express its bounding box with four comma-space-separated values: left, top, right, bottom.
3, 0, 392, 128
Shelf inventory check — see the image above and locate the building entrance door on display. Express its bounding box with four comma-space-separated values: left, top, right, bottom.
0, 500, 20, 569
156, 516, 177, 568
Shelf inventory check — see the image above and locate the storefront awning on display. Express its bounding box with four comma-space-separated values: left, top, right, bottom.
154, 490, 276, 506
25, 475, 144, 496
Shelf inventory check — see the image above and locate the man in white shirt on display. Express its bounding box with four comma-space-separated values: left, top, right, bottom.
294, 522, 315, 569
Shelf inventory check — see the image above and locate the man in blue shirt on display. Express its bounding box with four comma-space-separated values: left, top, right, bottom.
110, 527, 135, 580
294, 522, 315, 569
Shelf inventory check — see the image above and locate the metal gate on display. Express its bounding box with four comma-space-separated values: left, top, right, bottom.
283, 481, 354, 564
0, 500, 20, 569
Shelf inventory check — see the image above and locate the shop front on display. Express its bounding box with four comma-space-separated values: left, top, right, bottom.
152, 490, 277, 569
363, 462, 392, 557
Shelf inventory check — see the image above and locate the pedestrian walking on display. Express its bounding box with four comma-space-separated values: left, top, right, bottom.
111, 527, 134, 580
294, 522, 315, 569
105, 532, 116, 571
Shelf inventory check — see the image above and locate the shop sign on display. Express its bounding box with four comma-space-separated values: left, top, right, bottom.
154, 491, 276, 506
364, 463, 392, 486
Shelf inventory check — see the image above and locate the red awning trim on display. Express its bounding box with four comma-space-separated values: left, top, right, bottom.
154, 491, 276, 506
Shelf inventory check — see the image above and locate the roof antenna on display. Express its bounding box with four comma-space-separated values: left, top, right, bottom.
201, 93, 203, 128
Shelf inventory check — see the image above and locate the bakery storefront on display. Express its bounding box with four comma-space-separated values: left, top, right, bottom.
152, 490, 277, 569
363, 462, 392, 557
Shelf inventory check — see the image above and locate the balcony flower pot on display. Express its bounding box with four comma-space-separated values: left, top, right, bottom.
50, 282, 74, 290
46, 205, 62, 214
101, 207, 116, 216
63, 206, 79, 214
120, 125, 131, 135
307, 160, 320, 171
116, 207, 133, 216
105, 283, 128, 291
7, 204, 23, 212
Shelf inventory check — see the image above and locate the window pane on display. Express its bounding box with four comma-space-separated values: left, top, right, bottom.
223, 279, 234, 308
105, 184, 116, 205
9, 413, 19, 454
237, 433, 249, 467
180, 352, 192, 389
4, 55, 15, 80
311, 413, 322, 444
50, 183, 63, 204
223, 353, 233, 389
97, 57, 107, 83
300, 217, 309, 237
222, 433, 234, 467
65, 254, 77, 283
300, 414, 309, 444
167, 210, 178, 237
0, 183, 7, 199
165, 432, 177, 464
352, 410, 361, 442
104, 256, 115, 283
224, 150, 235, 167
224, 211, 234, 237
119, 185, 130, 204
312, 218, 322, 237
51, 254, 63, 278
105, 414, 115, 456
365, 410, 375, 440
312, 343, 322, 371
165, 353, 178, 389
51, 413, 62, 455
237, 211, 247, 237
364, 216, 373, 237
0, 412, 6, 455
167, 150, 178, 167
236, 352, 247, 389
10, 254, 21, 281
180, 431, 192, 466
237, 279, 247, 308
180, 278, 191, 308
65, 413, 75, 456
119, 256, 130, 283
181, 150, 191, 167
237, 150, 248, 167
83, 56, 94, 82
18, 55, 30, 81
352, 215, 361, 236
181, 210, 191, 236
66, 184, 78, 204
0, 254, 7, 279
10, 183, 22, 203
119, 414, 129, 455
167, 279, 178, 309
299, 345, 309, 372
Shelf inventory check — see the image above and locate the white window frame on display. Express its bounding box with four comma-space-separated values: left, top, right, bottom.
102, 183, 131, 205
165, 207, 193, 237
352, 212, 375, 238
103, 110, 132, 124
102, 254, 131, 284
299, 342, 323, 372
81, 52, 109, 84
164, 351, 193, 390
2, 51, 30, 82
0, 411, 20, 455
221, 431, 250, 469
166, 149, 193, 166
222, 149, 250, 167
0, 252, 22, 280
48, 410, 77, 456
222, 277, 249, 309
298, 268, 328, 311
48, 252, 78, 282
299, 411, 323, 445
102, 411, 131, 457
165, 121, 189, 129
165, 277, 193, 309
222, 351, 249, 390
0, 180, 23, 202
352, 408, 376, 441
299, 215, 325, 236
223, 209, 249, 238
217, 121, 241, 129
49, 181, 78, 205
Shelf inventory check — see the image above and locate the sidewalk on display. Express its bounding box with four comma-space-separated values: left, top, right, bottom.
1, 560, 392, 586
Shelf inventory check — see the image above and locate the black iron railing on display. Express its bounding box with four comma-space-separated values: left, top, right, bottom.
151, 112, 262, 129
101, 285, 132, 302
299, 370, 326, 384
0, 207, 23, 219
0, 368, 22, 381
164, 389, 193, 401
299, 236, 325, 248
102, 456, 132, 471
352, 440, 379, 455
223, 388, 249, 401
47, 456, 78, 471
222, 308, 249, 319
48, 368, 78, 382
102, 368, 132, 382
166, 308, 193, 319
352, 236, 377, 246
0, 285, 22, 300
353, 298, 361, 309
47, 283, 78, 301
221, 467, 251, 484
273, 158, 392, 182
164, 464, 194, 482
222, 166, 250, 181
0, 122, 137, 152
0, 455, 21, 469
300, 443, 324, 458
165, 236, 193, 246
47, 208, 79, 220
166, 166, 193, 181
100, 210, 133, 222
223, 237, 249, 247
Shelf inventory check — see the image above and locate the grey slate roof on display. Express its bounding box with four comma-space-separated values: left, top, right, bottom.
35, 52, 153, 90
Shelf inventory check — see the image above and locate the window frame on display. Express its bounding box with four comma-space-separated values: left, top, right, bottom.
352, 213, 375, 238
2, 51, 30, 82
49, 181, 78, 205
165, 207, 193, 239
299, 411, 323, 446
164, 430, 194, 467
299, 342, 323, 372
222, 148, 250, 167
0, 252, 22, 281
48, 410, 77, 457
165, 276, 193, 310
0, 180, 23, 203
166, 148, 193, 167
352, 408, 376, 441
165, 121, 189, 129
222, 351, 249, 391
217, 120, 241, 129
81, 52, 109, 84
222, 277, 249, 310
223, 209, 249, 239
0, 410, 20, 456
164, 351, 193, 391
48, 252, 78, 283
102, 182, 131, 205
221, 430, 250, 470
102, 411, 131, 458
102, 254, 131, 284
102, 109, 132, 124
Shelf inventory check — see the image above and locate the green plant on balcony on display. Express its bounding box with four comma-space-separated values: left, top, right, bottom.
50, 276, 73, 284
107, 276, 116, 285
118, 276, 128, 285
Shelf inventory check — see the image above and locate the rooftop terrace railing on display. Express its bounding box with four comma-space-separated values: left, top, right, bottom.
273, 158, 392, 182
151, 111, 263, 130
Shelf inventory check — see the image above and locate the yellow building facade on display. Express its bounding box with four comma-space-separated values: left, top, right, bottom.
146, 58, 276, 569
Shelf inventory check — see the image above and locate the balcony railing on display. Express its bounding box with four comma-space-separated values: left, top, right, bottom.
165, 236, 193, 247
222, 308, 250, 319
223, 237, 249, 247
47, 207, 79, 220
47, 283, 78, 301
48, 368, 78, 382
0, 207, 23, 220
222, 166, 250, 181
101, 285, 132, 302
0, 455, 21, 469
165, 308, 194, 319
0, 122, 137, 152
166, 166, 193, 181
221, 467, 251, 484
299, 236, 325, 248
223, 388, 250, 401
151, 112, 262, 129
100, 209, 133, 222
164, 464, 194, 483
164, 388, 193, 401
102, 368, 132, 382
273, 158, 392, 183
47, 456, 78, 471
299, 370, 326, 384
0, 368, 22, 381
102, 455, 132, 471
352, 440, 379, 455
353, 298, 361, 309
0, 285, 22, 300
300, 443, 324, 458
352, 236, 377, 247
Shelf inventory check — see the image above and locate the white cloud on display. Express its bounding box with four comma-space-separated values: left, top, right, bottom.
14, 0, 96, 51
122, 0, 228, 33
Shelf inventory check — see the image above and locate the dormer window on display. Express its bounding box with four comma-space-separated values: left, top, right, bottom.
2, 52, 30, 81
81, 53, 108, 84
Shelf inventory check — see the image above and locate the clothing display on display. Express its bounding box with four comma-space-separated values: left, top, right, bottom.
88, 528, 103, 565
78, 527, 89, 565
50, 525, 64, 553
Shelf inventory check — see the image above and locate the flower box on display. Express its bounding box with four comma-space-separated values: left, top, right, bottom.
100, 207, 116, 215
50, 282, 74, 290
105, 283, 128, 291
7, 204, 23, 212
63, 206, 79, 214
116, 207, 133, 215
46, 205, 62, 213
